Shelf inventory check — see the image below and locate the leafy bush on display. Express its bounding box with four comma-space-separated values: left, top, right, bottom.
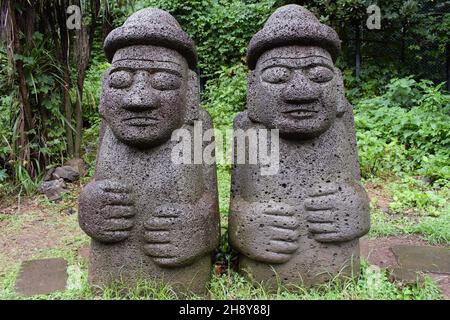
202, 63, 247, 128
127, 0, 278, 78
355, 78, 450, 182
342, 65, 401, 104
387, 177, 449, 216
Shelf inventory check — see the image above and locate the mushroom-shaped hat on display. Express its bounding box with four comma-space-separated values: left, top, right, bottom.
247, 5, 341, 70
104, 8, 197, 70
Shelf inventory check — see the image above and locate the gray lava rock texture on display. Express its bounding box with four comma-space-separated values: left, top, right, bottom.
38, 178, 67, 201
229, 5, 370, 289
65, 158, 87, 177
78, 8, 219, 295
52, 166, 80, 182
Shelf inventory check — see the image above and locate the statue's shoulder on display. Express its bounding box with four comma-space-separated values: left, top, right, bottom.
233, 111, 252, 129
234, 111, 266, 131
197, 108, 213, 129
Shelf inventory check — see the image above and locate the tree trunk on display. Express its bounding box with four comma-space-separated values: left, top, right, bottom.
355, 20, 362, 79
73, 0, 100, 158
6, 0, 34, 173
446, 42, 450, 92
55, 0, 75, 157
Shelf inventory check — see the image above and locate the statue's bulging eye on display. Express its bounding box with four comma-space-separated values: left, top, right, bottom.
109, 70, 133, 89
305, 66, 334, 83
261, 66, 291, 84
151, 72, 182, 91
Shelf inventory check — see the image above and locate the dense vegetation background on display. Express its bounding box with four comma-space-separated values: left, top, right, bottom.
0, 0, 449, 299
0, 0, 449, 194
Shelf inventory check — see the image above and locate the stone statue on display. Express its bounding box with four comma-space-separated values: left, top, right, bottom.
78, 8, 220, 294
229, 5, 370, 288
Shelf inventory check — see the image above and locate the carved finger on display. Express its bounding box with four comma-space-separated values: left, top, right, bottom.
99, 180, 132, 193
308, 183, 339, 197
313, 232, 342, 243
99, 230, 130, 242
262, 203, 296, 216
267, 216, 299, 230
269, 240, 298, 254
270, 227, 299, 241
143, 243, 175, 258
308, 223, 337, 234
153, 257, 182, 267
102, 193, 134, 206
304, 196, 335, 211
143, 230, 170, 243
306, 212, 334, 223
104, 205, 135, 218
153, 206, 183, 218
256, 251, 293, 264
104, 218, 133, 231
144, 217, 176, 230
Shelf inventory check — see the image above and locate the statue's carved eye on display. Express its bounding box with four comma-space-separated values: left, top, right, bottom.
151, 72, 182, 91
305, 66, 334, 83
109, 70, 133, 89
261, 66, 291, 84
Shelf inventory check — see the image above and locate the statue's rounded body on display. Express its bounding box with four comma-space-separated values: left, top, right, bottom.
229, 5, 370, 289
78, 9, 219, 294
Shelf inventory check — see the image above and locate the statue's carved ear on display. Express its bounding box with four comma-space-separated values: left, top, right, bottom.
246, 70, 262, 123
335, 68, 350, 117
184, 70, 200, 124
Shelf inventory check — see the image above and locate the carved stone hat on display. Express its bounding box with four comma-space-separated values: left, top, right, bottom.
247, 5, 341, 70
104, 8, 198, 70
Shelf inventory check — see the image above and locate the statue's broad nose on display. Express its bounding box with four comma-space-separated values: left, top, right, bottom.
281, 72, 321, 104
123, 71, 160, 111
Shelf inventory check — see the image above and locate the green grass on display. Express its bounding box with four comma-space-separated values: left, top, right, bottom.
217, 164, 231, 218
387, 177, 449, 217
368, 176, 450, 245
0, 259, 442, 300
369, 206, 450, 245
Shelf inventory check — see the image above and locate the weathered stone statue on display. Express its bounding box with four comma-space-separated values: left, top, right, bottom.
78, 8, 220, 294
229, 5, 370, 288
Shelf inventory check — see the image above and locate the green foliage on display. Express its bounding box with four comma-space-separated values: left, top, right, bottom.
387, 177, 449, 216
80, 60, 110, 176
186, 0, 278, 78
342, 65, 398, 104
369, 177, 449, 245
355, 78, 450, 181
410, 210, 450, 245
81, 62, 110, 126
126, 0, 279, 78
202, 63, 247, 128
303, 0, 449, 82
0, 169, 8, 182
0, 31, 68, 189
370, 207, 450, 246
369, 209, 413, 238
13, 163, 44, 197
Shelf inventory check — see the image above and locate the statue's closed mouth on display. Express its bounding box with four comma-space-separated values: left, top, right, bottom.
123, 115, 159, 126
282, 108, 319, 119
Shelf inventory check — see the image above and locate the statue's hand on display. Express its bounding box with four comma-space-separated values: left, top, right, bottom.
229, 200, 300, 264
305, 181, 370, 243
78, 179, 135, 243
143, 202, 211, 268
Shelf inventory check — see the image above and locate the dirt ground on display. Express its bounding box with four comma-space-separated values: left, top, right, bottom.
0, 189, 88, 276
